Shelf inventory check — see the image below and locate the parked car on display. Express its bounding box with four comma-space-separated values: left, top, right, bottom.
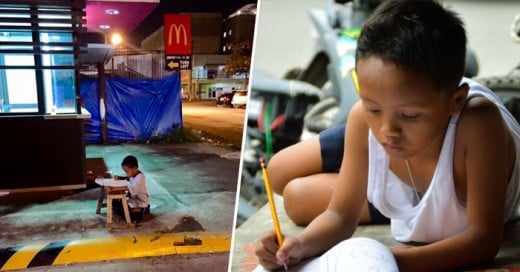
231, 90, 248, 108
216, 91, 236, 107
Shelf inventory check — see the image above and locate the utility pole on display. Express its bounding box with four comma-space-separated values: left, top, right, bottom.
98, 62, 108, 144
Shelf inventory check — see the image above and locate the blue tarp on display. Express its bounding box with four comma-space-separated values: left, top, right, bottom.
80, 79, 102, 143
80, 73, 182, 144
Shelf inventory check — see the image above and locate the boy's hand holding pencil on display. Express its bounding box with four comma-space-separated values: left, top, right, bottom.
256, 230, 303, 271
257, 157, 304, 271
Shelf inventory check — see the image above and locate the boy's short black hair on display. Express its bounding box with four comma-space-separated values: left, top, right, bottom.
356, 0, 466, 91
122, 155, 138, 168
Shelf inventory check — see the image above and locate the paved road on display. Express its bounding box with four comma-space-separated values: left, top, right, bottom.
0, 144, 241, 271
182, 100, 247, 149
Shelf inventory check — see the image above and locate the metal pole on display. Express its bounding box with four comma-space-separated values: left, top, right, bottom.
98, 62, 108, 144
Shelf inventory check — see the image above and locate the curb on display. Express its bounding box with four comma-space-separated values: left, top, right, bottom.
0, 231, 231, 271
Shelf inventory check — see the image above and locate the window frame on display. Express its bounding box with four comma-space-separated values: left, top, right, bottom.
0, 1, 85, 116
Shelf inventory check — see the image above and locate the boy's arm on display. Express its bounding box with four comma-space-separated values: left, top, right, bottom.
294, 102, 371, 259
125, 173, 145, 196
114, 175, 129, 181
393, 98, 509, 271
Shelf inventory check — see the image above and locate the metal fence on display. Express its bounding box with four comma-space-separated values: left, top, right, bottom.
80, 48, 175, 80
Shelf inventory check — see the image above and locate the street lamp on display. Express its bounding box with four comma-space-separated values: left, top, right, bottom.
111, 33, 122, 46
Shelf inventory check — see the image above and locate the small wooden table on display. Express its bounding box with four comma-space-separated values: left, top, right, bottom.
95, 178, 134, 229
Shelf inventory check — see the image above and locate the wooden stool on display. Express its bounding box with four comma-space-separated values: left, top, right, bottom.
96, 186, 107, 214
106, 190, 134, 229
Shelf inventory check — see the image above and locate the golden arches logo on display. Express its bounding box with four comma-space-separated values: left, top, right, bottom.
168, 24, 188, 46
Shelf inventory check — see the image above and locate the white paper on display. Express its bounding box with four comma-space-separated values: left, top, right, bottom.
252, 257, 320, 272
251, 237, 398, 272
94, 178, 127, 187
319, 237, 398, 272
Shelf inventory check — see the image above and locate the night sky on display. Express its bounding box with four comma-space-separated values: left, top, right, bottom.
130, 0, 257, 45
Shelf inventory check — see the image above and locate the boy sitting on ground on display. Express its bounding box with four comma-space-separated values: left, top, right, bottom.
107, 155, 150, 222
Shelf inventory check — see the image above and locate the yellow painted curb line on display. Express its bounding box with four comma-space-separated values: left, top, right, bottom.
1, 243, 48, 271
1, 231, 230, 271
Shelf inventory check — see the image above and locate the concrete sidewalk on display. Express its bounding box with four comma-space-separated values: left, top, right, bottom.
0, 143, 241, 271
232, 196, 520, 271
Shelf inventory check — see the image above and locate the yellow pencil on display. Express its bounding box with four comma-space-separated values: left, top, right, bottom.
259, 157, 288, 271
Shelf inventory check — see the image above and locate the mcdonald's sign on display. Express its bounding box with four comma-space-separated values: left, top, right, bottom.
164, 15, 191, 55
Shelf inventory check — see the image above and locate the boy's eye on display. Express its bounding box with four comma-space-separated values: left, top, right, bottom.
366, 108, 380, 114
400, 113, 420, 120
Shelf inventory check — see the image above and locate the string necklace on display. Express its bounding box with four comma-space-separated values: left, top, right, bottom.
405, 160, 422, 203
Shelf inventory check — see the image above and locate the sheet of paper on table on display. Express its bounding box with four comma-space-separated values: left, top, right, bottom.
94, 178, 127, 187
252, 237, 398, 272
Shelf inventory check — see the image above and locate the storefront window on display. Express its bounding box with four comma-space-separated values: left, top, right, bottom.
43, 69, 75, 114
41, 32, 76, 114
0, 56, 38, 113
0, 7, 80, 115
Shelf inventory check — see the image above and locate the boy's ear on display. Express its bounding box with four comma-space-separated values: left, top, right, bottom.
450, 83, 469, 115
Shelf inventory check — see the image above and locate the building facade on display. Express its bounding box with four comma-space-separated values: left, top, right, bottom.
140, 9, 255, 100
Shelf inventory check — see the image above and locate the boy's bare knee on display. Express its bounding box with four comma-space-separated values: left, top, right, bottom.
266, 153, 286, 194
283, 179, 313, 226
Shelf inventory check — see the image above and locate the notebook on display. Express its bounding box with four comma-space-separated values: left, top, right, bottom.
252, 237, 399, 272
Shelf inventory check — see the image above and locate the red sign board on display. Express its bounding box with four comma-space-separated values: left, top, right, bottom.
164, 15, 191, 55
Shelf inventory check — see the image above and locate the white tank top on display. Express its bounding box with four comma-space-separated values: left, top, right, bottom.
366, 78, 520, 243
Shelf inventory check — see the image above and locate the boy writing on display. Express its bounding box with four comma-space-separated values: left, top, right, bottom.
255, 0, 520, 271
107, 155, 150, 221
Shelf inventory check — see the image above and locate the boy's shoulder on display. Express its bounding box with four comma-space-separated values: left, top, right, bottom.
131, 171, 145, 179
457, 78, 503, 121
457, 85, 507, 139
462, 78, 503, 118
